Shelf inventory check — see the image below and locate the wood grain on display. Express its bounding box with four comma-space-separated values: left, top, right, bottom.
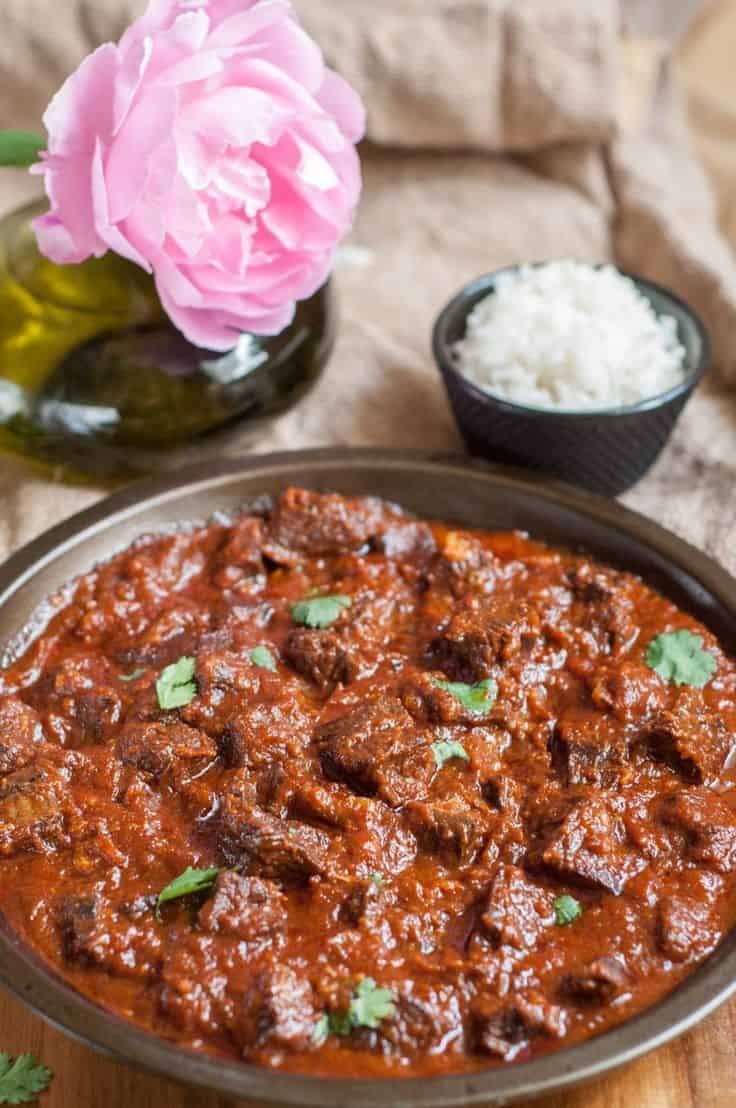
1, 985, 736, 1108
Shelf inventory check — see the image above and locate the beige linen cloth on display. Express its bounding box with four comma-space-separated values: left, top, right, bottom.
0, 0, 735, 575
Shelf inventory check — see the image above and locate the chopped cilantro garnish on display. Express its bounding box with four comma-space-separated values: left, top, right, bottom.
311, 1014, 330, 1045
369, 873, 385, 888
0, 1053, 53, 1104
291, 594, 351, 629
119, 668, 146, 682
432, 739, 471, 769
554, 894, 583, 926
350, 977, 395, 1028
645, 629, 717, 688
156, 656, 197, 710
313, 978, 395, 1043
249, 645, 277, 673
430, 676, 497, 715
156, 866, 220, 914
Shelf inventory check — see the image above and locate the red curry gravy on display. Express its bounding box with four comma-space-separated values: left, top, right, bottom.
0, 488, 735, 1077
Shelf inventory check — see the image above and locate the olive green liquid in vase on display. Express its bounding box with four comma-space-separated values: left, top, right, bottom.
0, 201, 335, 483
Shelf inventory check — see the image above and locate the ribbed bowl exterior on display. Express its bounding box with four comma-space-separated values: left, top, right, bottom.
433, 268, 710, 497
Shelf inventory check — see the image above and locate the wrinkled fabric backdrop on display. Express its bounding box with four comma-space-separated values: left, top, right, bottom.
0, 0, 735, 573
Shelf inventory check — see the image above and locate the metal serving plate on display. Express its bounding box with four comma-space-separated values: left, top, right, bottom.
1, 448, 735, 1107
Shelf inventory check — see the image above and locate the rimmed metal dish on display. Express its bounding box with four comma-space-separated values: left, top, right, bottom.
1, 447, 735, 1107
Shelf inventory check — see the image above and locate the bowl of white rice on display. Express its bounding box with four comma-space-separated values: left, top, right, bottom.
432, 260, 709, 496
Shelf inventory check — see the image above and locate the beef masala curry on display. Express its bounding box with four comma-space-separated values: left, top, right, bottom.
0, 488, 735, 1077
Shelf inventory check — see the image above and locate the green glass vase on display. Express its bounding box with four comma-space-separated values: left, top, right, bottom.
0, 200, 335, 483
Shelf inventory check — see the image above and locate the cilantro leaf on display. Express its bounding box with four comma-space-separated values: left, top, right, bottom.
430, 676, 497, 715
156, 656, 197, 710
291, 594, 351, 629
369, 873, 385, 888
119, 668, 146, 682
432, 739, 470, 769
311, 1015, 330, 1045
0, 1053, 53, 1104
313, 978, 395, 1043
156, 866, 220, 913
554, 894, 583, 926
349, 978, 395, 1029
249, 646, 277, 673
645, 629, 717, 688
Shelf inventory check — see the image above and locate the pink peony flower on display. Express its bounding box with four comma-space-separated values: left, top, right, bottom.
32, 0, 365, 350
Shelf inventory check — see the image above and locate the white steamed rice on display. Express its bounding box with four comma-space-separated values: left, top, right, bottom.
452, 260, 687, 411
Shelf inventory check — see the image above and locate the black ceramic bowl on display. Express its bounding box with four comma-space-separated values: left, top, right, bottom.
432, 265, 710, 497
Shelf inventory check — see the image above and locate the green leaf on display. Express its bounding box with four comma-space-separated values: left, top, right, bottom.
553, 894, 583, 926
369, 872, 384, 888
291, 594, 351, 629
311, 1015, 330, 1045
156, 655, 197, 709
119, 668, 146, 682
156, 866, 220, 913
0, 1052, 53, 1104
430, 676, 497, 715
314, 978, 395, 1043
349, 978, 395, 1029
0, 131, 45, 169
432, 739, 470, 769
645, 629, 717, 688
249, 646, 277, 673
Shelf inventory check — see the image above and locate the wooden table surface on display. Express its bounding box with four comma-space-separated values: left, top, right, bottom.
2, 983, 735, 1108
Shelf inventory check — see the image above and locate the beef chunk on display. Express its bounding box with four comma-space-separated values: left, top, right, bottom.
643, 691, 733, 785
217, 700, 311, 771
47, 656, 123, 744
372, 520, 436, 562
480, 864, 554, 949
0, 761, 69, 856
59, 894, 160, 978
567, 564, 618, 604
406, 799, 488, 865
661, 788, 736, 873
430, 596, 530, 683
564, 956, 629, 1002
117, 720, 217, 780
284, 629, 356, 693
316, 696, 435, 807
59, 896, 99, 964
472, 990, 566, 1060
198, 873, 285, 940
340, 877, 387, 927
549, 708, 626, 787
218, 796, 330, 882
0, 697, 45, 775
590, 661, 668, 722
482, 775, 522, 820
400, 671, 494, 725
289, 779, 355, 829
263, 488, 386, 565
375, 982, 462, 1055
429, 531, 498, 599
542, 799, 645, 894
215, 516, 265, 582
237, 965, 316, 1054
656, 895, 721, 962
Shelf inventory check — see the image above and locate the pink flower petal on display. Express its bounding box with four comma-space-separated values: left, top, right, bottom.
91, 139, 151, 270
105, 85, 178, 222
43, 43, 120, 155
316, 69, 367, 143
206, 0, 292, 48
